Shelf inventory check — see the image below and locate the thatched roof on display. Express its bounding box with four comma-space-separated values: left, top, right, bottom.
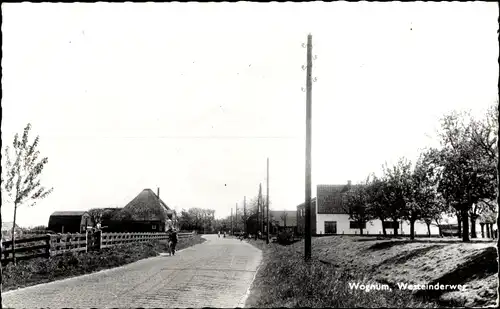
123, 189, 172, 222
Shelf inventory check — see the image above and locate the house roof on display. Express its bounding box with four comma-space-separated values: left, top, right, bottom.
123, 188, 171, 221
270, 210, 297, 227
317, 184, 350, 214
50, 211, 89, 217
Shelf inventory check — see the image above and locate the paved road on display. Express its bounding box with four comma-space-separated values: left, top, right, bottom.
2, 235, 262, 308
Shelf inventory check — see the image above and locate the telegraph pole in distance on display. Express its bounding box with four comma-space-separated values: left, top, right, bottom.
305, 33, 313, 261
231, 207, 233, 235
266, 157, 270, 244
259, 183, 263, 237
244, 196, 247, 235
235, 203, 238, 235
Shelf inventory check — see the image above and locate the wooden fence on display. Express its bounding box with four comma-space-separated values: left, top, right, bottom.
1, 231, 194, 265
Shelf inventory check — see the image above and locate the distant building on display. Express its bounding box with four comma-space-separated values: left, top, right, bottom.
246, 210, 298, 235
120, 188, 177, 232
296, 198, 316, 236
315, 183, 440, 235
48, 211, 92, 233
1, 222, 22, 241
269, 210, 297, 234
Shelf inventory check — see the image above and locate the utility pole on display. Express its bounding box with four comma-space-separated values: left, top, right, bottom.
305, 33, 313, 261
235, 203, 238, 234
266, 157, 270, 244
258, 183, 263, 237
243, 196, 247, 235
231, 207, 233, 235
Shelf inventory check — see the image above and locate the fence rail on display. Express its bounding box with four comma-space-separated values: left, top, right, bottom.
1, 231, 194, 265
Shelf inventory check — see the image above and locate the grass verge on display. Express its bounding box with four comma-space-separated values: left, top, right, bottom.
244, 238, 437, 308
2, 234, 206, 292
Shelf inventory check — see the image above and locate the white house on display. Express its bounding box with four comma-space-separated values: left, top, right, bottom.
315, 183, 441, 236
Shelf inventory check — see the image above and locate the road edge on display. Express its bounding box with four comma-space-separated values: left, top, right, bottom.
2, 246, 193, 296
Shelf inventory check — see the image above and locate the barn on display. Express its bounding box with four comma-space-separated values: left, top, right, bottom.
48, 211, 92, 233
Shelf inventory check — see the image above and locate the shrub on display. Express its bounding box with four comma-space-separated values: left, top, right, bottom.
277, 230, 293, 245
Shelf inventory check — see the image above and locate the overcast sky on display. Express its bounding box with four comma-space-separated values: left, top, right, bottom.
2, 2, 498, 227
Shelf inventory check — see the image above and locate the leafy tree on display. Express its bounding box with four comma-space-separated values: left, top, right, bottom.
88, 208, 104, 226
178, 208, 215, 232
2, 123, 53, 264
404, 152, 442, 239
422, 194, 448, 237
342, 177, 373, 235
380, 158, 412, 236
432, 110, 497, 242
365, 175, 390, 236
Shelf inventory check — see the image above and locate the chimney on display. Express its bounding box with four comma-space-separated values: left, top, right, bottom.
157, 187, 160, 198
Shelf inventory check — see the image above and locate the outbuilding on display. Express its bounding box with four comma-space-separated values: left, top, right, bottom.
48, 211, 92, 233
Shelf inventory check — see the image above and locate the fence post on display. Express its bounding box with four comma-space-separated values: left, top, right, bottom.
96, 230, 102, 251
45, 234, 51, 258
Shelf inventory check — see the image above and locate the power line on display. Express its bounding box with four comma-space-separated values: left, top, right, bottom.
45, 135, 300, 140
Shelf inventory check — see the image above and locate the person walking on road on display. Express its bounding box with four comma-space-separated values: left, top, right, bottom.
218, 231, 221, 238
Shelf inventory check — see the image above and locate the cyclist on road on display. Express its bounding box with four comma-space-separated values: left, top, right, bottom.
167, 228, 178, 255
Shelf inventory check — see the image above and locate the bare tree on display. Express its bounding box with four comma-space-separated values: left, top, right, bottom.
2, 123, 53, 264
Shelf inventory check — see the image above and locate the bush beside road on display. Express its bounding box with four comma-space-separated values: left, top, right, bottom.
2, 234, 206, 292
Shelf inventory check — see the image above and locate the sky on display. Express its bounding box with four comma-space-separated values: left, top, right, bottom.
1, 2, 498, 227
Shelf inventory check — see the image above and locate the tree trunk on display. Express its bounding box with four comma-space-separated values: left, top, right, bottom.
393, 219, 398, 236
410, 219, 416, 240
12, 203, 18, 265
470, 215, 477, 239
480, 223, 485, 238
486, 223, 491, 238
359, 225, 363, 235
461, 208, 470, 242
434, 218, 442, 237
425, 221, 431, 238
456, 212, 462, 238
1, 204, 2, 295
380, 219, 387, 236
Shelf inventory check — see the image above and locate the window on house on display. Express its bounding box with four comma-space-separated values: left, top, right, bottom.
383, 221, 399, 229
324, 221, 337, 234
350, 221, 366, 229
152, 225, 157, 230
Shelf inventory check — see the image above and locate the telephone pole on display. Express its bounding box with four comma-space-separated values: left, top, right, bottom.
231, 207, 233, 235
266, 157, 270, 244
243, 196, 247, 235
305, 33, 313, 261
235, 203, 238, 235
258, 183, 263, 237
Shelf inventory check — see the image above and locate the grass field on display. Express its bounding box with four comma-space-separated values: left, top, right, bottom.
2, 234, 206, 292
244, 236, 497, 308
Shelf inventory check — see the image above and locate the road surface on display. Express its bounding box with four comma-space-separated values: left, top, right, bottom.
2, 235, 262, 308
